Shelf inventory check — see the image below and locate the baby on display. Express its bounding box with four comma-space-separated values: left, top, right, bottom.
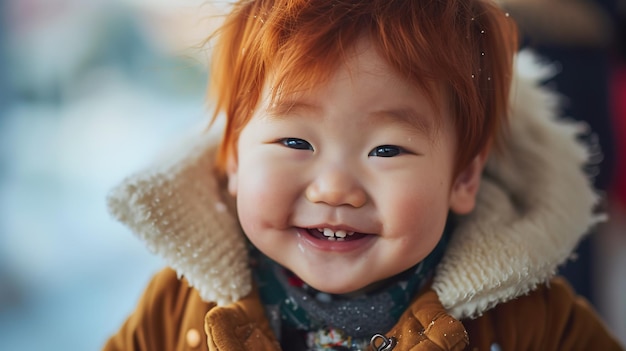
104, 0, 623, 350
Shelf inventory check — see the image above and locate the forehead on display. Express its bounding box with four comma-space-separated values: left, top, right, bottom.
261, 38, 449, 139
266, 37, 448, 131
271, 35, 439, 92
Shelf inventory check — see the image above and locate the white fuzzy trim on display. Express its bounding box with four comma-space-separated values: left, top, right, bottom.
107, 131, 251, 306
107, 50, 602, 315
432, 50, 603, 318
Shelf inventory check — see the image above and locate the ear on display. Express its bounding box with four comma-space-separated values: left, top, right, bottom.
449, 153, 487, 215
226, 152, 239, 197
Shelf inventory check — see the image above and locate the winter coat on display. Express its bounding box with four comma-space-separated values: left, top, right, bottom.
103, 268, 621, 351
103, 51, 624, 350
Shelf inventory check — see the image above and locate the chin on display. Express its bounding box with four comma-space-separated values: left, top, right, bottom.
303, 277, 374, 295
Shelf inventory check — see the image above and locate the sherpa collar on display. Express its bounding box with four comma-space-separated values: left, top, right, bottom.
107, 50, 602, 319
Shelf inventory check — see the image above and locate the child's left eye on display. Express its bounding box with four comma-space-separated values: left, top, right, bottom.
368, 145, 403, 157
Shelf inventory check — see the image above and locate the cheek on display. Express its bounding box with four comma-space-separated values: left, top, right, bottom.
385, 180, 451, 237
236, 155, 296, 233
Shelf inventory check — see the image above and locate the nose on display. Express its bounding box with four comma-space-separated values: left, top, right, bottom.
305, 166, 367, 208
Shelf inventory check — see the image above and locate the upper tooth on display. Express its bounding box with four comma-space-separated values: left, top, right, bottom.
318, 227, 357, 239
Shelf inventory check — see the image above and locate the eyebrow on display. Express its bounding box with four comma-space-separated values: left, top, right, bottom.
370, 108, 434, 137
265, 100, 434, 137
265, 100, 321, 119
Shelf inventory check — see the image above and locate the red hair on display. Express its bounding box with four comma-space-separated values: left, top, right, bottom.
208, 0, 518, 176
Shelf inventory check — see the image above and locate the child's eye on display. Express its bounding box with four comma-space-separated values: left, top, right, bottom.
280, 138, 314, 151
368, 145, 403, 157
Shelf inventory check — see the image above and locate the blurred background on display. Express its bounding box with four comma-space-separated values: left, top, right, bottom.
0, 0, 222, 349
0, 0, 624, 350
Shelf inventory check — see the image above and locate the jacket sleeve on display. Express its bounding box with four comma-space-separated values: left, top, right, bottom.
464, 277, 624, 350
103, 268, 214, 351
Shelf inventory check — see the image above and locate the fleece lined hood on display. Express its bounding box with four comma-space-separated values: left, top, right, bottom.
107, 50, 602, 319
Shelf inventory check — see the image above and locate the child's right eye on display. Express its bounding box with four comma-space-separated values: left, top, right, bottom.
280, 138, 314, 151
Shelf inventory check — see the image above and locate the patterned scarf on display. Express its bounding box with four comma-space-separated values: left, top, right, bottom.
250, 221, 452, 351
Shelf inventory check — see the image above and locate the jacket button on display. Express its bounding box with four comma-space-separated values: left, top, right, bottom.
186, 328, 201, 349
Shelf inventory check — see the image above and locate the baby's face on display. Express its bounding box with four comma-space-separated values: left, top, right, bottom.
227, 38, 481, 294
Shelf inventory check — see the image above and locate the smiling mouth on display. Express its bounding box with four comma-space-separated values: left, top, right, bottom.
305, 227, 368, 241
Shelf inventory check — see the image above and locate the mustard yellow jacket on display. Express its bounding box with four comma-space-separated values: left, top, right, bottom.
104, 51, 623, 351
103, 268, 622, 351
